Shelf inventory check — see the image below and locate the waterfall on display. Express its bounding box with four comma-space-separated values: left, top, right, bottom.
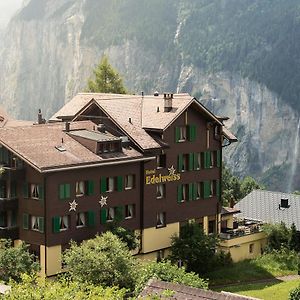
288, 118, 300, 192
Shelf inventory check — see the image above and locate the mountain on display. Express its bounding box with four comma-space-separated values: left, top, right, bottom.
0, 0, 300, 192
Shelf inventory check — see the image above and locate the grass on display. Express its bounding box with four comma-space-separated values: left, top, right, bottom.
208, 250, 298, 286
215, 279, 300, 300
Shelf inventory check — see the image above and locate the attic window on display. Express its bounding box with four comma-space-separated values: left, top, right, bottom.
98, 142, 120, 154
55, 145, 66, 152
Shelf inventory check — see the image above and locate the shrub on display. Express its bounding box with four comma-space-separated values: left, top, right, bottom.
289, 284, 300, 300
135, 261, 208, 295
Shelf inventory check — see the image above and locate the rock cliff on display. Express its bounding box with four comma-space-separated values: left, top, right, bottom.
0, 0, 299, 191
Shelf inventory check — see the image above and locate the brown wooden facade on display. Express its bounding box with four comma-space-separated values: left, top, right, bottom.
0, 93, 229, 276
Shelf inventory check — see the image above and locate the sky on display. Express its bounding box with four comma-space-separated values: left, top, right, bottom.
0, 0, 24, 28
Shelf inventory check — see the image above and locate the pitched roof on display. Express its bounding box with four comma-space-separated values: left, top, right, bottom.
0, 106, 32, 128
235, 190, 300, 230
0, 121, 143, 172
139, 279, 258, 300
51, 92, 227, 151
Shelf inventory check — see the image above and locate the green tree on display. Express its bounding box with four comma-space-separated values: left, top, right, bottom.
169, 222, 219, 275
86, 56, 127, 94
0, 239, 39, 283
105, 224, 138, 251
134, 261, 208, 296
5, 274, 126, 300
240, 176, 262, 198
289, 223, 300, 252
63, 232, 137, 290
263, 223, 291, 252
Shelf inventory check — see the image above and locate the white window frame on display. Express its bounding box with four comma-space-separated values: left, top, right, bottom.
31, 184, 39, 199
107, 207, 115, 222
76, 181, 85, 197
125, 175, 134, 190
156, 184, 165, 199
156, 212, 166, 228
179, 126, 187, 142
107, 177, 115, 192
59, 216, 69, 231
76, 212, 86, 228
125, 204, 134, 219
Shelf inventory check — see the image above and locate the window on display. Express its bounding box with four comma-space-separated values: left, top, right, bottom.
125, 204, 135, 219
125, 175, 134, 190
103, 176, 123, 192
156, 212, 166, 228
107, 177, 115, 192
76, 212, 86, 227
31, 216, 44, 233
157, 154, 166, 168
75, 180, 94, 196
203, 181, 212, 198
31, 184, 39, 199
249, 243, 254, 254
196, 182, 202, 199
208, 220, 216, 234
178, 154, 189, 172
194, 153, 201, 170
156, 184, 166, 199
59, 184, 71, 200
99, 142, 120, 154
76, 181, 85, 196
23, 183, 44, 200
0, 211, 6, 227
107, 207, 115, 222
175, 126, 187, 142
53, 216, 69, 233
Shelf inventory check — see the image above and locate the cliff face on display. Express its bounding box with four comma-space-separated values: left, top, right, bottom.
0, 0, 299, 191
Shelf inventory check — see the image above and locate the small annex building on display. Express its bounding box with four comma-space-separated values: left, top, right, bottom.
235, 189, 300, 230
0, 92, 237, 276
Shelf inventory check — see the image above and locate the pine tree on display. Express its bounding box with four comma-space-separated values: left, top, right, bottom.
86, 55, 127, 94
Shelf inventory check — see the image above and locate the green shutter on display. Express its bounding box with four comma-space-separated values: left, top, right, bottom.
178, 154, 183, 172
203, 181, 210, 199
175, 127, 180, 143
115, 206, 124, 222
53, 216, 60, 233
189, 153, 194, 171
204, 152, 211, 169
65, 184, 71, 199
100, 208, 107, 224
100, 177, 107, 193
117, 176, 123, 192
188, 125, 196, 142
188, 183, 193, 201
87, 211, 95, 227
217, 150, 221, 168
38, 184, 44, 200
23, 213, 29, 230
193, 183, 197, 200
59, 184, 65, 200
87, 181, 94, 196
39, 217, 44, 233
23, 183, 29, 198
177, 185, 183, 203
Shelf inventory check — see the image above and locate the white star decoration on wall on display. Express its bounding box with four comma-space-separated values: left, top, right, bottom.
99, 195, 108, 207
168, 165, 176, 176
69, 200, 78, 212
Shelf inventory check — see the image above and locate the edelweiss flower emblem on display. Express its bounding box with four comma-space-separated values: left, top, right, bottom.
99, 195, 108, 207
168, 165, 176, 176
69, 199, 78, 212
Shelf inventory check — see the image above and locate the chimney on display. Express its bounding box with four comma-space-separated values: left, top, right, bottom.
65, 122, 70, 132
164, 93, 173, 112
38, 109, 43, 124
280, 198, 289, 208
97, 124, 106, 133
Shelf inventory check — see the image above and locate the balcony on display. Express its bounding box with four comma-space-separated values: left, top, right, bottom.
220, 223, 263, 240
0, 227, 19, 239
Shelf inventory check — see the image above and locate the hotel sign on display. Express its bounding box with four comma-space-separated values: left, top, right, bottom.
145, 165, 181, 185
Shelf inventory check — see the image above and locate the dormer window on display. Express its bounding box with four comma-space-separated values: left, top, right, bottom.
98, 142, 121, 154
